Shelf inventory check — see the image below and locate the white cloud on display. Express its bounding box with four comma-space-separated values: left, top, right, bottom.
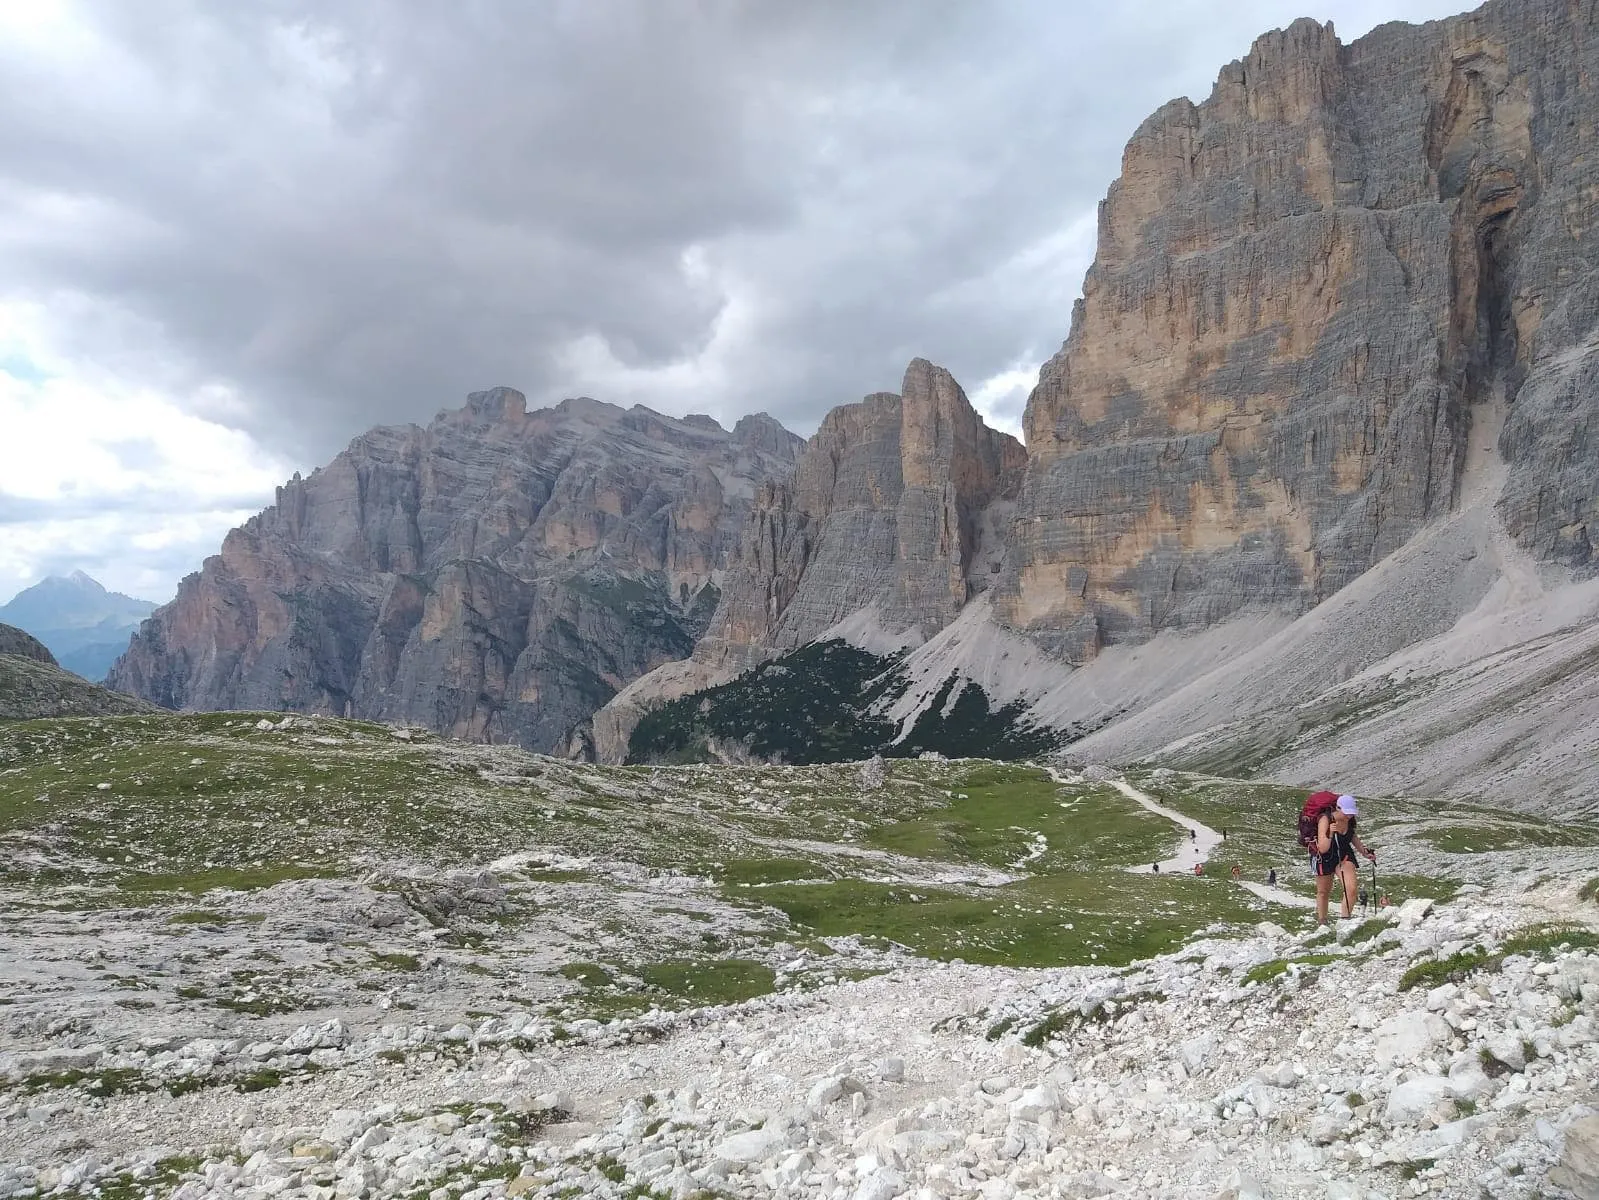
0, 301, 291, 602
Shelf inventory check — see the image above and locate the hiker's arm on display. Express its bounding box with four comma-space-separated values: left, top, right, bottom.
1316, 815, 1332, 855
1354, 834, 1376, 860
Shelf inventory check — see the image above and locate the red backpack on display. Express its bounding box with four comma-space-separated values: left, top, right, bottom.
1298, 791, 1338, 850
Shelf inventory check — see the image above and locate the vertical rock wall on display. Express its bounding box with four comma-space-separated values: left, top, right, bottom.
999, 3, 1597, 659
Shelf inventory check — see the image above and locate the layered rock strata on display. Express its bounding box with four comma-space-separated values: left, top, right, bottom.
110, 392, 801, 754
702, 358, 1025, 662
999, 2, 1598, 658
593, 360, 1025, 759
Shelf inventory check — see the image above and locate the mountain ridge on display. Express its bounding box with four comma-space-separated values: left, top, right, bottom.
0, 572, 158, 682
108, 389, 804, 754
110, 0, 1599, 810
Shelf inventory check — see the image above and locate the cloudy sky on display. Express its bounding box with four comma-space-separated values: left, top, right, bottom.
0, 0, 1469, 605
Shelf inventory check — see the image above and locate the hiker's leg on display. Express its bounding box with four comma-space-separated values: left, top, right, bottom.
1336, 859, 1358, 918
1314, 873, 1332, 924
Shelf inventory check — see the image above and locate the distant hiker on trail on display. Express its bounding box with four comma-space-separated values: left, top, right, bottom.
1193, 862, 1203, 876
1222, 827, 1228, 841
1267, 868, 1277, 887
1190, 828, 1196, 841
1230, 864, 1242, 881
1152, 862, 1159, 873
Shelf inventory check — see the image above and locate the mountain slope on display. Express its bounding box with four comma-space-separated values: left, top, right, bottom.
0, 572, 157, 681
0, 622, 154, 720
109, 391, 801, 754
595, 359, 1025, 759
606, 0, 1599, 811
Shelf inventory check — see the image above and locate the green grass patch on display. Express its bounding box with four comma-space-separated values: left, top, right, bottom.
719, 857, 829, 886
372, 951, 422, 972
1579, 877, 1599, 903
1343, 918, 1391, 945
638, 959, 776, 1006
1243, 953, 1338, 985
1398, 946, 1495, 992
1015, 991, 1166, 1048
236, 1069, 289, 1092
1400, 924, 1599, 994
17, 1067, 151, 1097
121, 865, 331, 896
1500, 925, 1599, 960
1417, 821, 1599, 854
168, 909, 265, 925
752, 870, 1261, 968
559, 962, 615, 988
867, 764, 1173, 872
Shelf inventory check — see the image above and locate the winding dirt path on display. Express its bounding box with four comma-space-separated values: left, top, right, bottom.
1048, 767, 1313, 906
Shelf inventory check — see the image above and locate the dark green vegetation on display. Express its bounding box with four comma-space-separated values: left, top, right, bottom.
1242, 953, 1340, 985
638, 959, 776, 1006
627, 640, 1061, 765
1342, 918, 1391, 945
1417, 819, 1599, 854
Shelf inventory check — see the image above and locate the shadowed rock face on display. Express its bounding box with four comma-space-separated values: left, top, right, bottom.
0, 624, 55, 667
700, 358, 1026, 667
999, 2, 1599, 659
109, 392, 802, 754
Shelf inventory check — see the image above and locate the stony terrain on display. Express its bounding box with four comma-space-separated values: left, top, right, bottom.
2, 713, 1598, 1198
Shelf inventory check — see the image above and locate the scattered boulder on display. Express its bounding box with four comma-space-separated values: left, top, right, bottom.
1372, 1010, 1449, 1068
1548, 1116, 1599, 1198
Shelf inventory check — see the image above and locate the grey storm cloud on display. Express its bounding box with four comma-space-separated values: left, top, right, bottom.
1, 0, 1471, 461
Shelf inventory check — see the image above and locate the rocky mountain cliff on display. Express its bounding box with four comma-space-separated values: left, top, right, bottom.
998, 2, 1593, 655
112, 0, 1599, 802
700, 358, 1024, 665
600, 0, 1599, 807
109, 392, 801, 754
593, 360, 1025, 760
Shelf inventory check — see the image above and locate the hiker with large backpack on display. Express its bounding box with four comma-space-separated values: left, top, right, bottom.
1298, 790, 1377, 924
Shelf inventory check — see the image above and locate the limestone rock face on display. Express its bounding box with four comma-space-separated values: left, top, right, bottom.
109, 391, 801, 754
591, 360, 1023, 762
701, 358, 1025, 665
999, 3, 1599, 658
1, 622, 154, 720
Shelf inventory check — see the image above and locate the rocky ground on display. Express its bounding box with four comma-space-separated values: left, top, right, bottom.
3, 716, 1599, 1199
3, 886, 1598, 1199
